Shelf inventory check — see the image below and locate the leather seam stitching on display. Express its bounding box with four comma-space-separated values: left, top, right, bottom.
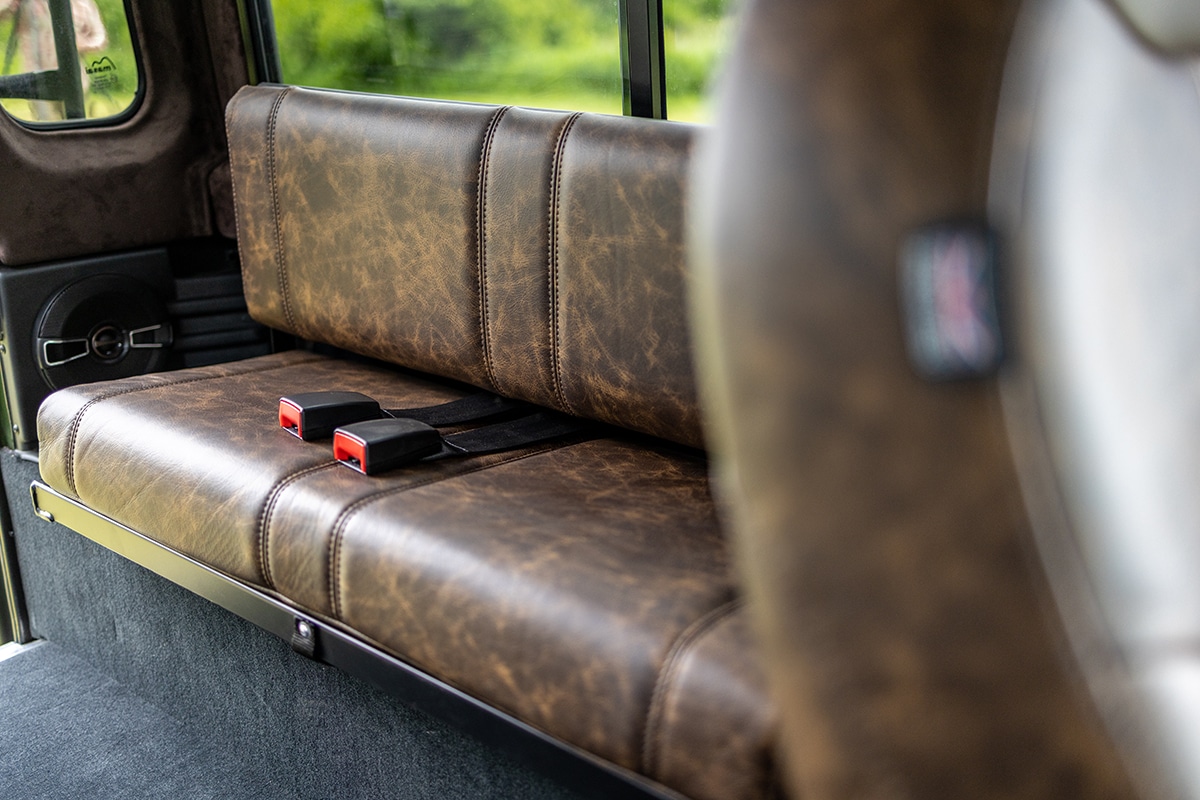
226, 96, 248, 300
267, 86, 296, 333
256, 461, 341, 590
63, 354, 323, 497
476, 105, 511, 393
547, 112, 583, 414
327, 440, 576, 620
641, 597, 743, 775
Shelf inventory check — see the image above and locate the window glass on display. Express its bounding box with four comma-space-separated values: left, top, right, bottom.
664, 0, 735, 122
273, 0, 623, 115
0, 0, 140, 124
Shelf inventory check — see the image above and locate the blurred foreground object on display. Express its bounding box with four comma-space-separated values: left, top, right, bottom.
689, 0, 1198, 797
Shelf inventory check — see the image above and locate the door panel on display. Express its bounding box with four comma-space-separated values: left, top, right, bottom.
0, 0, 248, 266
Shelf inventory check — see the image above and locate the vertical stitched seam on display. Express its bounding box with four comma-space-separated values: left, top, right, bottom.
256, 462, 341, 590
476, 105, 511, 393
226, 97, 248, 296
267, 86, 296, 333
641, 597, 742, 775
547, 112, 583, 413
327, 441, 575, 620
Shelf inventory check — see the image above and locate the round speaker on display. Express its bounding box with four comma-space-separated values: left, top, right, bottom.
35, 274, 172, 390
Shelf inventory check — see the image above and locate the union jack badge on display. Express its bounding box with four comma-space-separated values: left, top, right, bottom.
900, 221, 1004, 380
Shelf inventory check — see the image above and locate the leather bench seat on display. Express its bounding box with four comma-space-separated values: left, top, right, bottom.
35, 84, 780, 799
37, 350, 775, 800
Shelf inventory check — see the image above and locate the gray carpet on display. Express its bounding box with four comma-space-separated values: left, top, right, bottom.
2, 449, 581, 800
0, 640, 303, 799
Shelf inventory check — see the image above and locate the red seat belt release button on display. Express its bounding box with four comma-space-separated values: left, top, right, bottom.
279, 392, 382, 441
333, 418, 444, 475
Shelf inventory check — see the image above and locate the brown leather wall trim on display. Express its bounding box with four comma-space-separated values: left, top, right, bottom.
0, 0, 248, 265
228, 86, 702, 447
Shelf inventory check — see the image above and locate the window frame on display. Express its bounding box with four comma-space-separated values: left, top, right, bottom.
244, 0, 670, 120
620, 0, 666, 119
0, 0, 147, 131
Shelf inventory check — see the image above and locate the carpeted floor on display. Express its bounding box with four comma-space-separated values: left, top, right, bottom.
0, 640, 303, 799
1, 449, 581, 800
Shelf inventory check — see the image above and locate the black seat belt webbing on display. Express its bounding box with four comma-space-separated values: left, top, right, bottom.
279, 390, 524, 440
385, 392, 523, 427
437, 412, 586, 458
332, 412, 587, 475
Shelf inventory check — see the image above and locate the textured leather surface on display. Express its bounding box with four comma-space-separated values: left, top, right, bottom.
554, 115, 701, 448
228, 86, 702, 448
334, 437, 735, 770
480, 107, 570, 408
38, 352, 777, 799
259, 436, 580, 617
689, 0, 1140, 798
229, 88, 499, 386
645, 604, 777, 800
34, 79, 779, 800
37, 351, 468, 583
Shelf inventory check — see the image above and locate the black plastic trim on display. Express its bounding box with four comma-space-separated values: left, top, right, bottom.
619, 0, 667, 119
0, 478, 30, 645
241, 0, 282, 84
29, 481, 684, 800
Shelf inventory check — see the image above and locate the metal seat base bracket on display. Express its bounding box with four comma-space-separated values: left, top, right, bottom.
27, 481, 680, 800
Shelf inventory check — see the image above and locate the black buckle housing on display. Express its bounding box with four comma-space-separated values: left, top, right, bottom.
279, 391, 382, 441
333, 418, 444, 474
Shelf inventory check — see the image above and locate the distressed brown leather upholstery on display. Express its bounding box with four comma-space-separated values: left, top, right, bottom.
229, 86, 701, 449
38, 85, 776, 800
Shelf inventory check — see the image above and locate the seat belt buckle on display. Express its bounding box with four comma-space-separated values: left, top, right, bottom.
333, 418, 444, 475
279, 392, 382, 441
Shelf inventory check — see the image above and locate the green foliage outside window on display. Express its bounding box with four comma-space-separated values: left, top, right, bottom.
273, 0, 733, 121
664, 0, 733, 121
0, 0, 139, 123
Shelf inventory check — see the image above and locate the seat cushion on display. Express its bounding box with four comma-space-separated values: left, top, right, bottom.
38, 351, 503, 585
37, 351, 776, 800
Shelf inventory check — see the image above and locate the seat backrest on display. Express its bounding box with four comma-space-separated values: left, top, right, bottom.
227, 85, 702, 449
687, 0, 1143, 797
